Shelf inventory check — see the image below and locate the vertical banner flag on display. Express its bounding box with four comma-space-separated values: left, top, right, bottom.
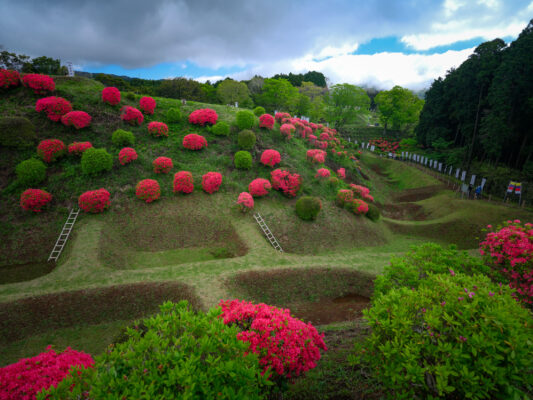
461, 171, 466, 181
455, 168, 460, 178
470, 175, 476, 185
370, 145, 375, 151
514, 182, 522, 194
425, 157, 428, 166
429, 160, 433, 168
507, 181, 516, 193
438, 163, 442, 171
401, 151, 404, 158
480, 178, 487, 190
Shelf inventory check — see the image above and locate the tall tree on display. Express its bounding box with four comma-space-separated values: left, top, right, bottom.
216, 79, 251, 105
256, 78, 299, 112
324, 83, 370, 130
375, 86, 424, 134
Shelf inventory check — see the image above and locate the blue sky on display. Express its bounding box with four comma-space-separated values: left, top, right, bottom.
1, 0, 532, 89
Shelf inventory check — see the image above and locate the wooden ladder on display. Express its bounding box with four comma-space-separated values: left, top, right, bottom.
48, 208, 80, 262
253, 213, 283, 252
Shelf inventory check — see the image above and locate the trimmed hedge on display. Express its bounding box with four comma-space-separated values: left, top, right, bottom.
234, 151, 253, 169
0, 117, 36, 148
235, 110, 255, 130
211, 121, 230, 136
111, 129, 135, 147
81, 148, 113, 176
15, 158, 47, 186
238, 129, 256, 149
295, 196, 322, 221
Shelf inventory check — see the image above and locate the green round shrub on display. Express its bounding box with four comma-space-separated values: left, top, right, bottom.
40, 301, 268, 399
211, 121, 230, 136
365, 203, 380, 221
166, 107, 181, 123
295, 196, 322, 221
234, 151, 252, 169
327, 177, 339, 187
111, 129, 135, 147
0, 117, 36, 148
235, 110, 255, 130
237, 129, 256, 149
253, 106, 265, 117
352, 273, 533, 399
125, 92, 135, 101
15, 158, 47, 186
81, 148, 113, 176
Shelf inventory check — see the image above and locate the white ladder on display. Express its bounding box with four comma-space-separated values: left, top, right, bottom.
253, 213, 283, 252
48, 208, 80, 262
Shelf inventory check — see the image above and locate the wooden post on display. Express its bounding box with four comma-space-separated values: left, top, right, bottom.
488, 194, 492, 202
522, 200, 526, 208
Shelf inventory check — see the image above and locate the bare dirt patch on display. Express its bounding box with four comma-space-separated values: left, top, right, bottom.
393, 184, 446, 202
381, 202, 427, 221
0, 261, 56, 285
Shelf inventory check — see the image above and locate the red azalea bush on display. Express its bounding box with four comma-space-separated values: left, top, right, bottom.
202, 172, 222, 194
351, 198, 369, 215
259, 114, 275, 129
173, 171, 194, 193
120, 106, 144, 125
306, 149, 326, 164
21, 73, 55, 94
237, 192, 254, 211
139, 96, 156, 114
188, 108, 218, 126
118, 147, 137, 165
316, 140, 328, 150
68, 141, 93, 156
153, 156, 173, 173
78, 189, 111, 213
37, 139, 66, 163
336, 189, 353, 207
248, 178, 272, 197
136, 179, 161, 203
260, 149, 281, 167
302, 126, 312, 139
147, 121, 169, 138
0, 346, 94, 400
337, 168, 346, 179
280, 123, 295, 140
61, 111, 91, 129
219, 299, 327, 380
20, 189, 52, 212
368, 138, 400, 154
274, 112, 290, 124
35, 97, 72, 122
350, 184, 371, 200
315, 168, 331, 179
183, 133, 207, 150
0, 69, 20, 89
101, 87, 121, 105
480, 220, 533, 306
271, 169, 301, 197
319, 132, 330, 141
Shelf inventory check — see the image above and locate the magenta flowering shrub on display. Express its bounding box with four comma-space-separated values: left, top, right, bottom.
319, 132, 330, 141
271, 169, 301, 198
260, 149, 281, 167
274, 112, 290, 124
237, 192, 254, 212
0, 346, 94, 400
315, 168, 330, 179
259, 114, 275, 129
139, 96, 156, 114
306, 149, 326, 164
61, 111, 91, 129
219, 299, 327, 380
136, 179, 161, 203
120, 106, 144, 126
350, 184, 374, 202
22, 73, 55, 94
173, 171, 194, 193
0, 69, 20, 89
188, 108, 218, 126
68, 142, 93, 156
20, 189, 52, 212
302, 126, 312, 139
153, 156, 173, 174
309, 122, 318, 132
183, 134, 207, 150
337, 168, 346, 179
480, 220, 533, 306
316, 140, 328, 150
101, 87, 121, 105
37, 139, 66, 163
35, 97, 72, 122
78, 189, 110, 213
118, 147, 137, 165
147, 121, 169, 138
350, 198, 369, 215
336, 189, 353, 207
248, 178, 272, 197
280, 123, 295, 140
202, 172, 222, 194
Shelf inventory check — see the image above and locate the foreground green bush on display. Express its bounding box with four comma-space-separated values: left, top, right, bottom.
211, 121, 230, 136
295, 196, 322, 221
238, 129, 256, 149
253, 106, 265, 116
236, 110, 255, 130
81, 148, 113, 176
0, 117, 36, 148
351, 273, 533, 399
111, 129, 135, 147
165, 107, 181, 123
39, 301, 269, 399
15, 158, 47, 186
365, 203, 380, 221
374, 243, 490, 297
234, 151, 252, 169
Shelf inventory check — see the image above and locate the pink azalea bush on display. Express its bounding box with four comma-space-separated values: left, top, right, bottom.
20, 189, 52, 212
37, 139, 66, 163
306, 149, 326, 164
480, 220, 533, 306
78, 189, 111, 213
315, 168, 331, 179
153, 156, 173, 174
118, 147, 137, 165
22, 73, 55, 94
336, 189, 353, 207
202, 172, 222, 194
280, 123, 295, 140
139, 96, 156, 114
274, 112, 290, 124
248, 178, 272, 197
219, 299, 327, 380
337, 168, 346, 179
68, 142, 92, 156
101, 87, 121, 105
183, 133, 207, 150
237, 192, 254, 212
260, 149, 281, 167
120, 106, 144, 125
351, 198, 369, 215
35, 97, 72, 122
188, 108, 218, 126
259, 114, 275, 129
350, 184, 374, 202
0, 69, 20, 89
0, 346, 94, 400
136, 179, 161, 203
61, 111, 91, 129
271, 169, 301, 198
147, 121, 169, 138
173, 171, 194, 193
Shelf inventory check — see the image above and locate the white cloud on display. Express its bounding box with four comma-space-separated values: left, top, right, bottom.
311, 42, 359, 60
194, 75, 225, 83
